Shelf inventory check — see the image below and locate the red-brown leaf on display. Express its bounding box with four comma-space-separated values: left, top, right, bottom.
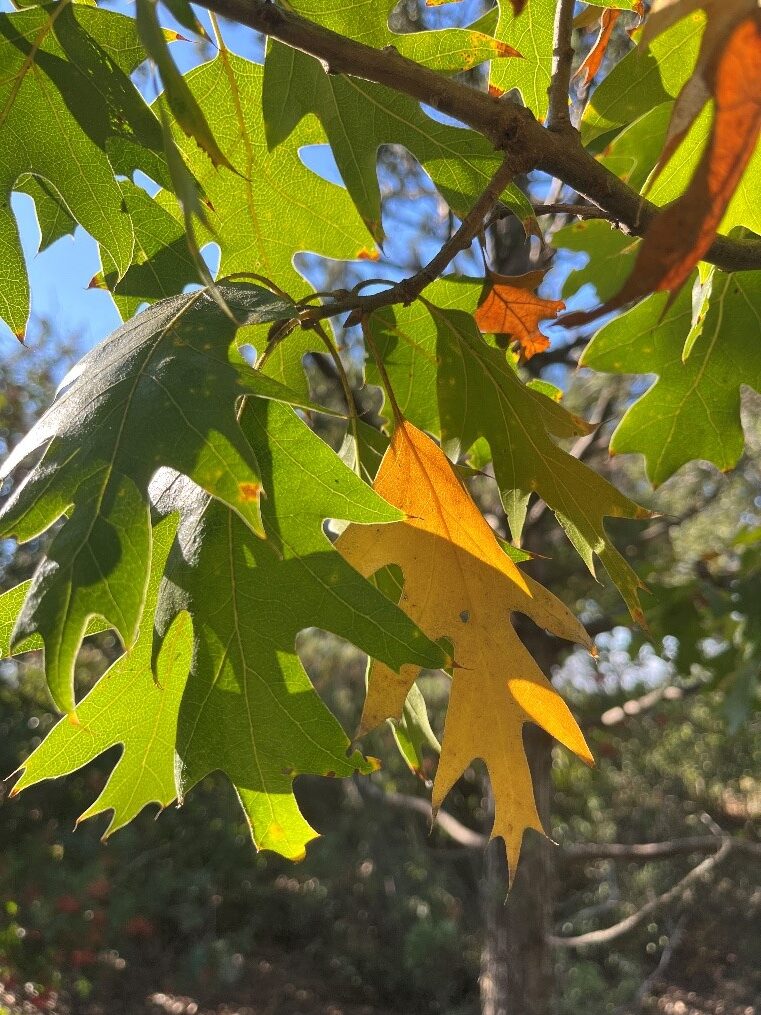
475, 269, 564, 359
564, 12, 761, 327
574, 10, 622, 86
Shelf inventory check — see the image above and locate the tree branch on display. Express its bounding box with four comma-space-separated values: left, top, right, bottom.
195, 0, 761, 275
531, 202, 613, 220
562, 836, 761, 862
305, 159, 514, 325
363, 782, 761, 863
547, 0, 576, 132
548, 838, 733, 948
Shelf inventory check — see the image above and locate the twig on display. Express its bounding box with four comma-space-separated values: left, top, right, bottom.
361, 783, 761, 865
562, 836, 761, 862
362, 780, 489, 849
303, 159, 514, 325
548, 838, 733, 948
531, 202, 613, 220
193, 0, 761, 275
631, 912, 687, 1008
598, 682, 701, 727
547, 0, 577, 132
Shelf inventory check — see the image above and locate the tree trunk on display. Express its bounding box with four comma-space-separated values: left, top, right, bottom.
478, 208, 557, 1015
479, 726, 554, 1015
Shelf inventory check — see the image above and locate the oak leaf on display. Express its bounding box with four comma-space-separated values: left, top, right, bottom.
336, 421, 594, 877
474, 269, 564, 359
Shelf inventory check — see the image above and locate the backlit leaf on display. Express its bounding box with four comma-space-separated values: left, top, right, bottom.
337, 420, 594, 877
262, 42, 532, 247
566, 12, 761, 323
474, 268, 564, 360
10, 514, 193, 835
581, 271, 761, 485
0, 3, 168, 334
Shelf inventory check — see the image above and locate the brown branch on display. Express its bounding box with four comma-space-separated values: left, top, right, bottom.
547, 0, 577, 132
562, 836, 761, 862
363, 782, 761, 863
305, 159, 514, 325
194, 0, 761, 276
361, 780, 488, 849
531, 202, 613, 220
548, 838, 733, 948
598, 682, 702, 727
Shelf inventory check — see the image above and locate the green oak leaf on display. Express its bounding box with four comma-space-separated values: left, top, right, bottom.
10, 514, 193, 836
157, 53, 372, 299
0, 582, 34, 657
391, 683, 441, 782
0, 580, 108, 657
0, 285, 315, 715
0, 3, 169, 335
580, 11, 702, 144
598, 102, 673, 193
581, 272, 761, 486
16, 175, 77, 252
136, 0, 234, 173
99, 180, 196, 319
262, 41, 532, 246
491, 0, 555, 119
490, 0, 636, 120
153, 399, 447, 860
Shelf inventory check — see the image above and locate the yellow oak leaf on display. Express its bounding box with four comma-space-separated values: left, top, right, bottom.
336, 420, 594, 878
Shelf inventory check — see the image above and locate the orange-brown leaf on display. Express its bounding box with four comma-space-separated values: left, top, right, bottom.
575, 10, 622, 87
565, 11, 761, 326
336, 421, 593, 879
475, 269, 564, 359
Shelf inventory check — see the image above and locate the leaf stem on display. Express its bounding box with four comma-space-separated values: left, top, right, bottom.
312, 321, 362, 474
361, 317, 404, 429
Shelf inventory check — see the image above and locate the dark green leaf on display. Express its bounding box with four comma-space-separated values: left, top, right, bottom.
0, 285, 309, 714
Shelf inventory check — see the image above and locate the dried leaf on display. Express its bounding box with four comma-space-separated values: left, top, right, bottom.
574, 9, 622, 86
644, 0, 760, 184
474, 269, 564, 360
337, 421, 593, 878
565, 9, 761, 325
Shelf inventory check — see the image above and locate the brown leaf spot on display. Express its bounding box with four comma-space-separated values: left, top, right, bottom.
238, 482, 261, 502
